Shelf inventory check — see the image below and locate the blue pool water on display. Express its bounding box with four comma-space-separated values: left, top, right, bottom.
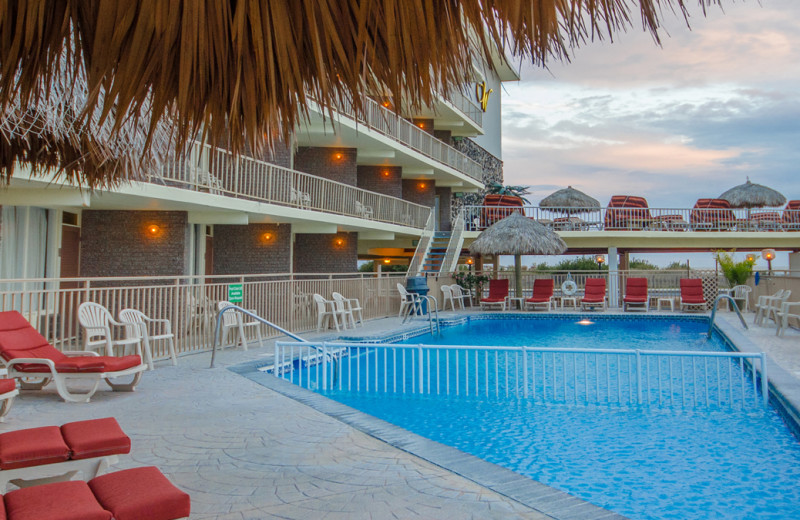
287, 317, 800, 519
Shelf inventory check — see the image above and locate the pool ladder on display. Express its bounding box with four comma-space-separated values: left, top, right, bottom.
402, 294, 441, 336
708, 294, 749, 338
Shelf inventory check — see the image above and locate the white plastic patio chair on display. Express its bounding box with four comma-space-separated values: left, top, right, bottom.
217, 301, 264, 351
119, 309, 178, 370
730, 285, 752, 312
397, 283, 420, 318
355, 201, 374, 219
450, 284, 473, 309
755, 290, 791, 326
441, 285, 455, 311
776, 301, 800, 337
332, 292, 363, 328
312, 294, 347, 332
78, 302, 142, 357
290, 187, 311, 208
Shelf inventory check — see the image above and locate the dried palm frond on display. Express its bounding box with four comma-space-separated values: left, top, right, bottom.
0, 1, 723, 186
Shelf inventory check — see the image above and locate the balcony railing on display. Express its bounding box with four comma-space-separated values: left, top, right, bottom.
153, 143, 431, 229
462, 205, 800, 233
332, 96, 484, 182
441, 89, 483, 128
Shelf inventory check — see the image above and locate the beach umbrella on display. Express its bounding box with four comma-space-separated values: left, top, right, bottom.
719, 178, 786, 209
539, 186, 600, 214
1, 1, 713, 186
469, 212, 567, 299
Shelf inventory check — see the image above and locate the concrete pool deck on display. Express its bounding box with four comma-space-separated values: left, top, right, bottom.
2, 308, 798, 519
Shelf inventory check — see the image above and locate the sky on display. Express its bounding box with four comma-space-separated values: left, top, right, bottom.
500, 0, 800, 269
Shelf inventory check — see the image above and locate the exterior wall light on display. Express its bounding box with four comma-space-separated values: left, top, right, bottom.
382, 170, 391, 178
261, 232, 274, 243
761, 248, 776, 272
595, 254, 605, 273
333, 152, 344, 161
418, 181, 427, 190
334, 237, 346, 248
466, 258, 473, 265
146, 224, 161, 237
383, 259, 391, 264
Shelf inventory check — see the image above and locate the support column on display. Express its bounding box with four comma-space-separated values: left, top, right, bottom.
608, 246, 619, 308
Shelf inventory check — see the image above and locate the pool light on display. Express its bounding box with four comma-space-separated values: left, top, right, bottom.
577, 319, 594, 325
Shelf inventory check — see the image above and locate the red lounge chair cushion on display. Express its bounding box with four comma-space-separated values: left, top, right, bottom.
0, 379, 15, 395
0, 426, 70, 470
624, 278, 648, 303
4, 480, 112, 520
527, 280, 554, 303
526, 297, 551, 303
583, 279, 607, 302
680, 279, 707, 304
61, 418, 131, 461
623, 297, 648, 303
481, 298, 506, 303
90, 467, 191, 520
13, 355, 142, 374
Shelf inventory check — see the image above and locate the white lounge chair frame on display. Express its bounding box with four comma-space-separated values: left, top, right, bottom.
0, 453, 121, 493
119, 309, 178, 370
78, 302, 142, 357
217, 301, 264, 350
0, 380, 17, 423
4, 351, 145, 403
755, 290, 791, 326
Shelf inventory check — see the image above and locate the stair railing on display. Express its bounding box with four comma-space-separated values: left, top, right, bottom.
440, 212, 465, 273
407, 214, 435, 275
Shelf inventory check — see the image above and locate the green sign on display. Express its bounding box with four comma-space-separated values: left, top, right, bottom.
228, 283, 243, 303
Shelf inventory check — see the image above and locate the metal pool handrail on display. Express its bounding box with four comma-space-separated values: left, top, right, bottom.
211, 304, 307, 368
709, 294, 749, 338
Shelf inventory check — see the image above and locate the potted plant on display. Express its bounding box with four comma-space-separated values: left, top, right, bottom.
716, 251, 755, 310
454, 271, 489, 304
483, 183, 530, 225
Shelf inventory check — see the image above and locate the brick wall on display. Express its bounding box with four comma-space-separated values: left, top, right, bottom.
402, 179, 435, 208
293, 232, 358, 273
212, 224, 291, 275
294, 147, 357, 186
412, 118, 434, 135
80, 211, 188, 277
356, 166, 402, 198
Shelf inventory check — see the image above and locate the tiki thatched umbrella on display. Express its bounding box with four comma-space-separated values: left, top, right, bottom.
539, 186, 600, 214
469, 212, 567, 299
0, 1, 714, 186
719, 178, 786, 209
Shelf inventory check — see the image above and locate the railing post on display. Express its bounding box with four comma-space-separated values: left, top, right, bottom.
418, 344, 424, 394
274, 342, 280, 378
322, 342, 328, 391
522, 345, 528, 398
636, 350, 642, 405
760, 352, 769, 406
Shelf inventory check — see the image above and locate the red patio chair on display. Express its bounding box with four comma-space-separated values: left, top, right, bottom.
680, 279, 707, 311
580, 278, 607, 311
524, 279, 554, 311
782, 200, 800, 230
690, 199, 740, 230
0, 311, 146, 403
622, 278, 649, 312
604, 195, 653, 230
480, 279, 509, 311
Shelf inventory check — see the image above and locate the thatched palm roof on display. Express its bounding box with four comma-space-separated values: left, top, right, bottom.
0, 1, 720, 185
719, 179, 786, 209
470, 213, 566, 256
539, 186, 600, 213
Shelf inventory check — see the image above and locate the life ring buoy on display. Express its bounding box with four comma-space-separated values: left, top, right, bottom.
561, 280, 578, 296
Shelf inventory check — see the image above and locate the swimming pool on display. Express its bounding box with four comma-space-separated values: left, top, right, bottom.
269, 316, 800, 520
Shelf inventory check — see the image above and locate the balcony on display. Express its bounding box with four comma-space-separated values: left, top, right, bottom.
462, 205, 800, 233
153, 143, 431, 229
441, 88, 483, 129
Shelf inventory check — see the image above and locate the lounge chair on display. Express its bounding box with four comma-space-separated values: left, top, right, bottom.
776, 301, 800, 337
524, 279, 554, 311
622, 278, 649, 312
355, 200, 374, 219
604, 195, 653, 230
118, 309, 178, 370
680, 279, 707, 311
0, 379, 17, 422
0, 311, 146, 403
450, 284, 473, 309
441, 285, 456, 311
1, 466, 190, 520
755, 289, 791, 326
480, 279, 509, 311
78, 302, 142, 357
332, 292, 364, 327
783, 200, 800, 230
690, 199, 741, 231
0, 417, 130, 492
217, 301, 264, 350
580, 278, 607, 311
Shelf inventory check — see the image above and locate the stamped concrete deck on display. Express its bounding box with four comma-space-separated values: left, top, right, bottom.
2, 307, 798, 519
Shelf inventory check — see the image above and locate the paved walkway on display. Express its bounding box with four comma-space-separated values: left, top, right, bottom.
3, 308, 798, 519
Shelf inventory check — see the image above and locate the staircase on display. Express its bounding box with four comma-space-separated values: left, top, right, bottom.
421, 232, 450, 273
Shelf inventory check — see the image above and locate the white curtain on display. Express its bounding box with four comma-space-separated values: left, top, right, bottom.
0, 206, 48, 296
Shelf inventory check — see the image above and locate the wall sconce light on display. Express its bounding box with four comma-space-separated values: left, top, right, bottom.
333, 152, 344, 161
146, 224, 161, 237
261, 232, 274, 243
381, 170, 391, 178
334, 237, 346, 248
382, 101, 391, 108
383, 259, 391, 264
417, 122, 425, 129
761, 248, 776, 271
418, 181, 427, 190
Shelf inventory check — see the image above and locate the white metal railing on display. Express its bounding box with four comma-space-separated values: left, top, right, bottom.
273, 342, 769, 408
440, 89, 483, 128
407, 214, 436, 275
0, 272, 415, 361
462, 205, 800, 233
154, 142, 431, 229
441, 213, 465, 273
331, 96, 484, 182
